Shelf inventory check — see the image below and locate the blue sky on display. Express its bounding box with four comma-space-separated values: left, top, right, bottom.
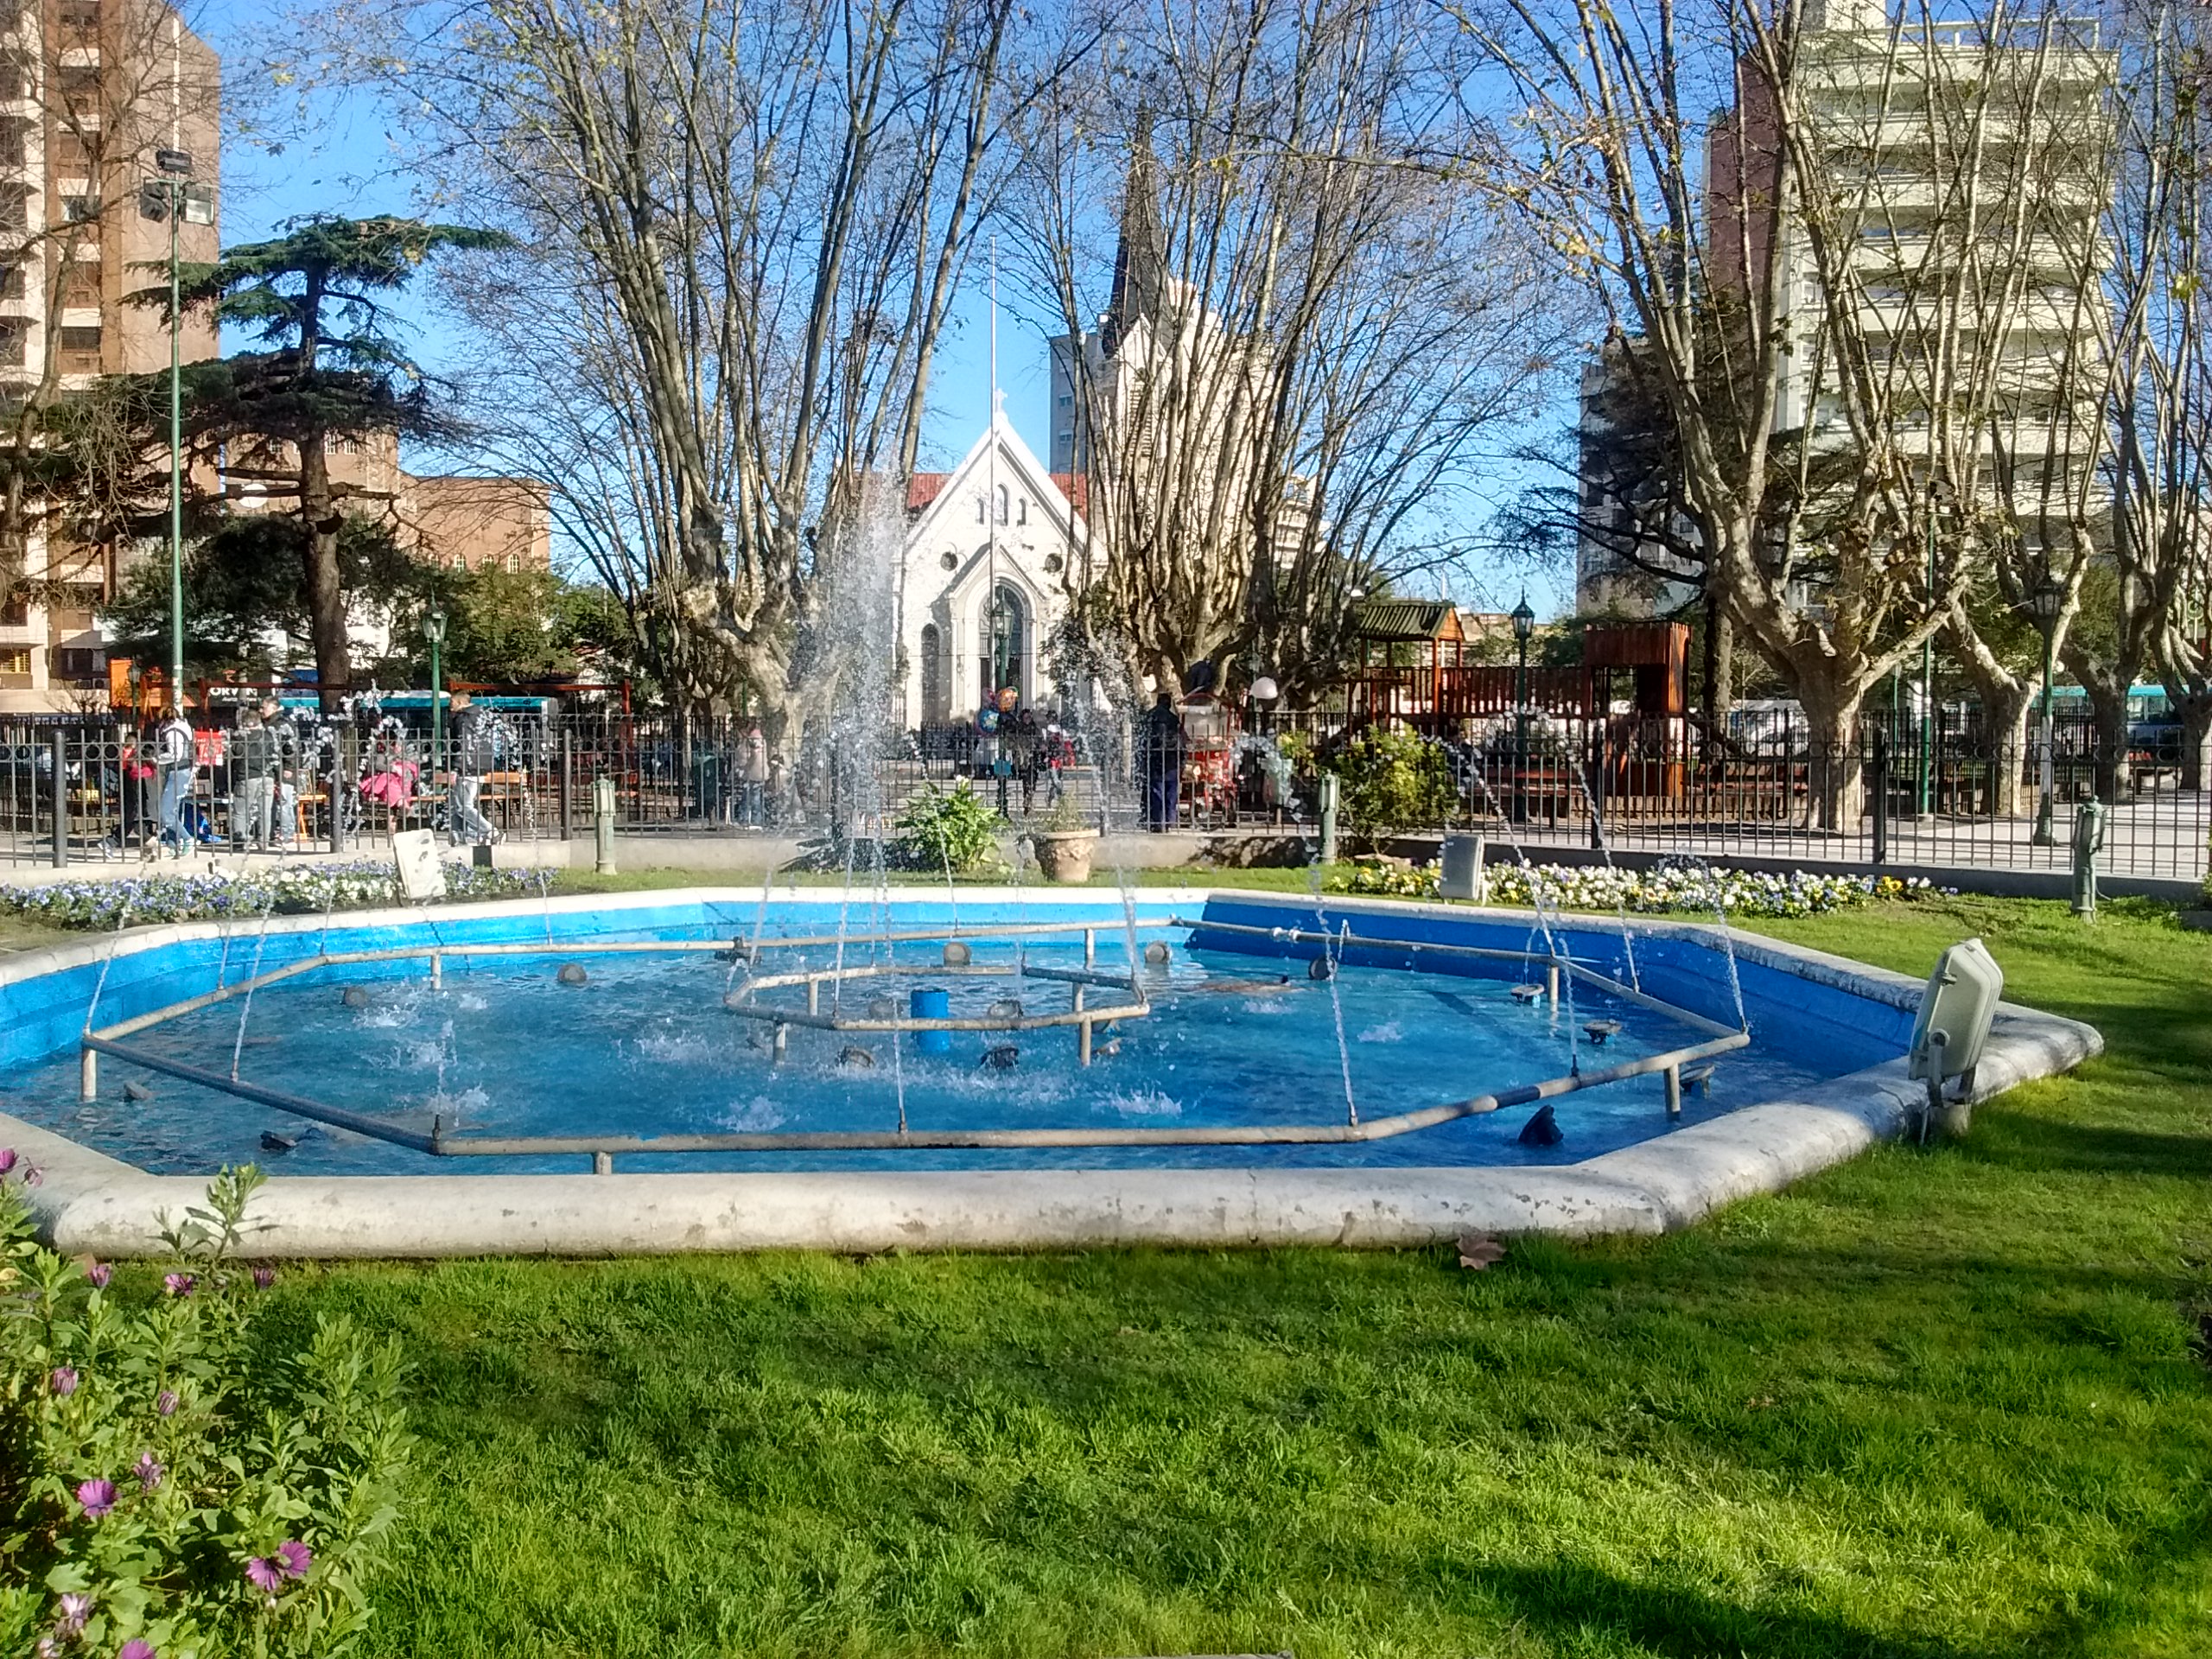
198, 2, 1570, 614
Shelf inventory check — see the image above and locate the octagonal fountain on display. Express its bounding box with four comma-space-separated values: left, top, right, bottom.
0, 884, 2099, 1257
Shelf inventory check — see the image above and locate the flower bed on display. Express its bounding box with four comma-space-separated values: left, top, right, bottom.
1327, 856, 1939, 918
0, 861, 537, 931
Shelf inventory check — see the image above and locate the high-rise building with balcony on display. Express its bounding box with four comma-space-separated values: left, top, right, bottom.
0, 0, 218, 712
1577, 3, 2116, 613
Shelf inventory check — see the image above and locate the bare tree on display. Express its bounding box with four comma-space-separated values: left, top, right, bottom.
1469, 0, 2115, 822
306, 0, 1052, 741
2064, 0, 2212, 793
1009, 0, 1575, 702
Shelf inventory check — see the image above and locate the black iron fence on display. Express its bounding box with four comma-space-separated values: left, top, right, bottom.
4, 707, 2205, 882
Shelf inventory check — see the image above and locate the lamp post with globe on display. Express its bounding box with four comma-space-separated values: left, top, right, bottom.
2026, 568, 2065, 848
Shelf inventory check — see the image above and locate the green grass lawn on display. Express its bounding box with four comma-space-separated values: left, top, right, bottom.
250, 893, 2212, 1657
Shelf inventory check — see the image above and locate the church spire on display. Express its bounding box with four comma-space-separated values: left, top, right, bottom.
1102, 108, 1165, 358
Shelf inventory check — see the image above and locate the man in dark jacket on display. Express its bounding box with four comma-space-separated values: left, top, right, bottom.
447, 691, 500, 846
1141, 690, 1184, 831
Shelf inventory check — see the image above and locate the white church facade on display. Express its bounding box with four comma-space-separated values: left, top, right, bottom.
897, 413, 1096, 731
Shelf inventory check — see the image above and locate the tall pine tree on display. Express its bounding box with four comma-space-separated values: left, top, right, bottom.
168, 215, 507, 709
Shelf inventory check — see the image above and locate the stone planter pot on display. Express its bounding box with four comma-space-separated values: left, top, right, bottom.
1032, 830, 1098, 885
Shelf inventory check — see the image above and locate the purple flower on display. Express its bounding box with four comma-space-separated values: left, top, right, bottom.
133, 1452, 163, 1491
162, 1273, 194, 1298
75, 1478, 117, 1518
57, 1592, 92, 1631
21, 1164, 40, 1187
49, 1366, 79, 1396
119, 1642, 157, 1659
251, 1266, 276, 1290
0, 1147, 14, 1173
155, 1389, 179, 1417
244, 1557, 284, 1594
276, 1538, 313, 1578
86, 1261, 111, 1288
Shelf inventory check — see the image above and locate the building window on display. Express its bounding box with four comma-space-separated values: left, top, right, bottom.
1015, 498, 1027, 525
60, 0, 100, 30
0, 316, 25, 367
58, 323, 99, 352
939, 550, 957, 571
505, 550, 520, 573
0, 646, 30, 677
55, 645, 101, 679
0, 53, 27, 101
995, 484, 1008, 524
61, 194, 99, 224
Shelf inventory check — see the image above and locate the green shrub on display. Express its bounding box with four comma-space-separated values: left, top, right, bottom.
893, 782, 1005, 874
1326, 727, 1458, 844
0, 1159, 410, 1658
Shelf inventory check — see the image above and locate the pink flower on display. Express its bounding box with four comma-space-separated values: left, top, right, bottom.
276, 1539, 312, 1579
86, 1262, 111, 1288
162, 1273, 194, 1298
119, 1642, 157, 1659
155, 1389, 178, 1417
56, 1592, 92, 1631
133, 1452, 162, 1492
0, 1147, 15, 1173
251, 1266, 276, 1290
75, 1478, 117, 1518
244, 1557, 284, 1594
48, 1366, 78, 1396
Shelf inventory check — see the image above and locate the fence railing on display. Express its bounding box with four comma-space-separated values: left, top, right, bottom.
4, 708, 2205, 881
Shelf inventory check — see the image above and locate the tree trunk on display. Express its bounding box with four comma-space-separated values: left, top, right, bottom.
2080, 678, 2133, 804
1794, 672, 1866, 834
1978, 682, 2037, 819
2176, 690, 2212, 793
1699, 586, 1731, 747
298, 432, 350, 715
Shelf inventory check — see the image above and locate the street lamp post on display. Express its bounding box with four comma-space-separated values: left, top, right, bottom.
423, 607, 448, 774
140, 149, 210, 713
2026, 568, 2065, 848
1510, 594, 1535, 825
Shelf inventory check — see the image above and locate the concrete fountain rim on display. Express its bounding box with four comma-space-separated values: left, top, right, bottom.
0, 884, 2102, 1257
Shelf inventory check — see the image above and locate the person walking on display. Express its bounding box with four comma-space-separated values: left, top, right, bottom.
153, 706, 196, 857
1140, 690, 1185, 831
447, 690, 500, 846
1007, 707, 1042, 816
231, 707, 278, 852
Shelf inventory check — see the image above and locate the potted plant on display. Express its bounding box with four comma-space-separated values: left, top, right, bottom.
1030, 792, 1099, 884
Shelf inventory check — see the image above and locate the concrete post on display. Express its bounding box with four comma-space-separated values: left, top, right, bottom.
593, 773, 617, 874
49, 728, 67, 868
1318, 772, 1339, 866
79, 1045, 97, 1101
1664, 1064, 1681, 1120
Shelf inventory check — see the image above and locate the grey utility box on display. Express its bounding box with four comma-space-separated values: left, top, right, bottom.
1439, 833, 1488, 902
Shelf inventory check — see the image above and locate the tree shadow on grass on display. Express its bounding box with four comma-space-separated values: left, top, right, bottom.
1453, 1554, 2014, 1659
1967, 1114, 2212, 1181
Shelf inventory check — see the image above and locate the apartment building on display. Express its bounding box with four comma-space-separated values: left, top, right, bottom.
1577, 2, 2116, 613
0, 0, 219, 712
